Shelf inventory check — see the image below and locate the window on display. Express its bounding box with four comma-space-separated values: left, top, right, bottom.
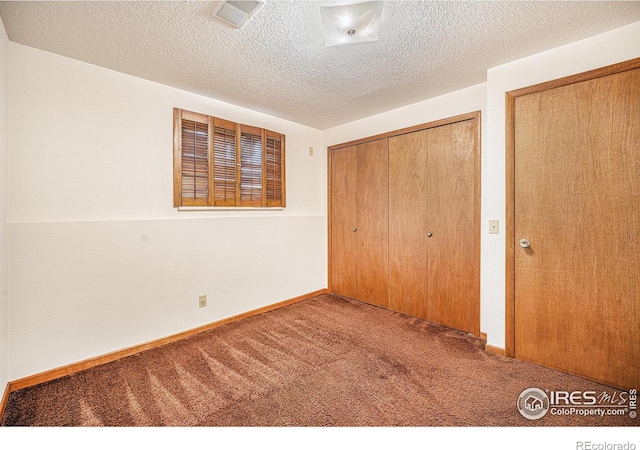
173, 108, 285, 208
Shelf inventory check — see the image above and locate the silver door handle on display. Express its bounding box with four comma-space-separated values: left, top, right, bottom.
427, 232, 433, 237
519, 239, 531, 248
353, 227, 357, 232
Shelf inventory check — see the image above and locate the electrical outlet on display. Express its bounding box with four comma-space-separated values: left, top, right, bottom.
199, 295, 207, 308
489, 220, 499, 234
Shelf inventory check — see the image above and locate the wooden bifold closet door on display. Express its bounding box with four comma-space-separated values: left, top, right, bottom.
330, 139, 389, 308
389, 120, 478, 334
329, 113, 480, 336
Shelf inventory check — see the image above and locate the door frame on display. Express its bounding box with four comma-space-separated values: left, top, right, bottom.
327, 111, 481, 335
504, 57, 640, 357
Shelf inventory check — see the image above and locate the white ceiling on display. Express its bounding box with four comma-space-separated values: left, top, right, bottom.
1, 1, 640, 129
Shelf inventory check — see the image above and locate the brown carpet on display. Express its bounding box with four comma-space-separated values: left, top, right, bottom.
1, 294, 636, 426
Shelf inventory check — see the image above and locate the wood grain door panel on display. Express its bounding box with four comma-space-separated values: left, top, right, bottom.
389, 130, 429, 318
426, 120, 478, 335
330, 146, 358, 299
356, 139, 389, 308
329, 112, 480, 337
514, 68, 640, 389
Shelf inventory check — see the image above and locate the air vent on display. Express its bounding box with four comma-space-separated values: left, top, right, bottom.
211, 1, 263, 28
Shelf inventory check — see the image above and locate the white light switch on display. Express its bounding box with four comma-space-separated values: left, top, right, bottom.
489, 220, 499, 234
309, 147, 314, 156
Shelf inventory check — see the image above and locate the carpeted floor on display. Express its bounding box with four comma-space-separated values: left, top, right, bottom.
1, 294, 636, 426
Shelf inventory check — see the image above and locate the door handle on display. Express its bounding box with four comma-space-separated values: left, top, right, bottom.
352, 227, 358, 232
519, 239, 531, 248
427, 232, 433, 237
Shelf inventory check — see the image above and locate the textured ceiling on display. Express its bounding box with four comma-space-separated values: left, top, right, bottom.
1, 1, 640, 129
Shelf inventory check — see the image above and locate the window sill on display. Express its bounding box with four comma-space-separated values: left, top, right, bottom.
178, 206, 285, 211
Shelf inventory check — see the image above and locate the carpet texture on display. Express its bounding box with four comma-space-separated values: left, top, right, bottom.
1, 294, 636, 426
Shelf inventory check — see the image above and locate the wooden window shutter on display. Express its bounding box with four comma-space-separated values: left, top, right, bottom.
174, 108, 285, 209
239, 125, 263, 206
174, 109, 211, 207
265, 131, 285, 207
213, 118, 238, 206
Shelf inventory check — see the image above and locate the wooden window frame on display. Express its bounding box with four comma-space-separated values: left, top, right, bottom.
173, 108, 286, 209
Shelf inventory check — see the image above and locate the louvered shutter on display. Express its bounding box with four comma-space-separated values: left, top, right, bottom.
174, 109, 211, 206
265, 131, 285, 207
174, 108, 285, 209
213, 118, 238, 206
240, 126, 263, 206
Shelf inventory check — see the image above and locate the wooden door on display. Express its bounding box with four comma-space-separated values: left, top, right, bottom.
426, 121, 479, 335
329, 112, 479, 334
513, 67, 640, 389
330, 145, 358, 299
388, 120, 479, 334
389, 130, 429, 318
356, 139, 389, 308
330, 140, 389, 307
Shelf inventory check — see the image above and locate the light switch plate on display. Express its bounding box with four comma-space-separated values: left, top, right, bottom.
489, 220, 499, 234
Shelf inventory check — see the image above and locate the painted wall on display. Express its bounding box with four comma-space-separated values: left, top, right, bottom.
323, 83, 486, 148
7, 44, 326, 380
0, 19, 8, 392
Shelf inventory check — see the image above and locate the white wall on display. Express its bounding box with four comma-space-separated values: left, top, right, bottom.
323, 83, 486, 148
0, 19, 8, 392
482, 20, 640, 350
7, 44, 326, 380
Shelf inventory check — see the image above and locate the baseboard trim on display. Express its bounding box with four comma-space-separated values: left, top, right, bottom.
479, 332, 506, 357
0, 383, 10, 422
8, 289, 328, 393
485, 344, 506, 357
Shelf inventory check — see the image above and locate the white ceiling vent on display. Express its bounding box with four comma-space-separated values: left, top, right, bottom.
211, 1, 264, 28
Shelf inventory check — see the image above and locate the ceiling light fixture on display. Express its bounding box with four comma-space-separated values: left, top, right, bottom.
319, 1, 384, 47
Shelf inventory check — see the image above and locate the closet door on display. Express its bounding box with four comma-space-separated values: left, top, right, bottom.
330, 139, 389, 307
356, 139, 389, 308
330, 146, 358, 299
329, 113, 478, 335
389, 130, 429, 318
389, 120, 478, 334
426, 120, 478, 335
